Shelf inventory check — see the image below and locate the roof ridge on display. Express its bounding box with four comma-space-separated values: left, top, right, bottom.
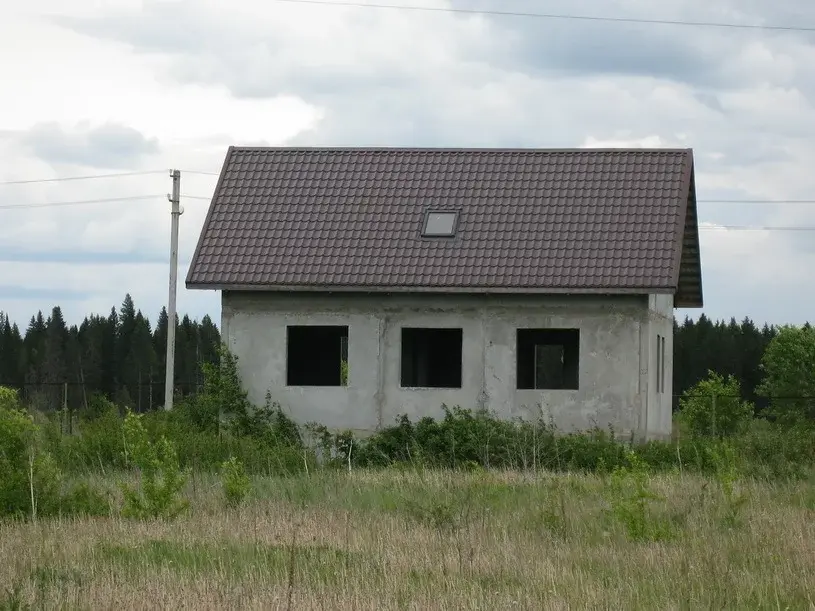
228, 146, 693, 154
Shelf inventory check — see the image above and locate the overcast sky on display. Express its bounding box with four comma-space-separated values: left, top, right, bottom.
1, 0, 814, 329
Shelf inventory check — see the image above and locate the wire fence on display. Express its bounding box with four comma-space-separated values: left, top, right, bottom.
6, 382, 814, 415
6, 381, 203, 416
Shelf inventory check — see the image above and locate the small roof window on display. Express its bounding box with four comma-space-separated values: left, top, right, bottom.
422, 210, 459, 237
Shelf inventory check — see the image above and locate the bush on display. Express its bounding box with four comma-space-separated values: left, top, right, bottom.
0, 386, 74, 519
757, 325, 815, 422
58, 404, 126, 473
603, 450, 676, 542
60, 481, 112, 517
733, 419, 815, 479
678, 371, 754, 438
120, 410, 189, 520
0, 389, 54, 518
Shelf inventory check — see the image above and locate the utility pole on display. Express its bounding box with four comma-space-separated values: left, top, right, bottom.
164, 169, 182, 410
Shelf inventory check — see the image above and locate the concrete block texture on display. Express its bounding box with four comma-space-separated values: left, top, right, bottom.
222, 291, 674, 441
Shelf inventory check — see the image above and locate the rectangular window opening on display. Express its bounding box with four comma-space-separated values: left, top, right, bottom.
661, 335, 666, 393
401, 327, 463, 388
656, 334, 665, 394
286, 325, 349, 386
516, 328, 580, 390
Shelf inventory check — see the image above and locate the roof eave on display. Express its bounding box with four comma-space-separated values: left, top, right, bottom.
185, 282, 676, 296
184, 146, 234, 286
670, 151, 704, 309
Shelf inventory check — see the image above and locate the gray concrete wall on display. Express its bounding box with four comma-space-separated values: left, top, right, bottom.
221, 291, 672, 439
646, 294, 675, 439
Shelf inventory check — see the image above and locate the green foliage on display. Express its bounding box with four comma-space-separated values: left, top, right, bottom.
678, 371, 754, 438
354, 407, 632, 473
603, 450, 675, 542
193, 345, 303, 445
59, 481, 112, 517
57, 404, 126, 473
735, 419, 815, 479
193, 348, 242, 434
707, 441, 749, 529
221, 457, 252, 507
757, 325, 815, 422
80, 393, 119, 423
0, 582, 29, 611
119, 409, 189, 520
340, 359, 348, 386
0, 386, 108, 519
0, 390, 61, 518
0, 386, 21, 412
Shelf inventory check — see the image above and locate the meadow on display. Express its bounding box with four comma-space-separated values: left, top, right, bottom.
2, 344, 815, 610
2, 468, 814, 610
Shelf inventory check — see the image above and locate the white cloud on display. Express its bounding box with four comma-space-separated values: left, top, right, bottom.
1, 0, 815, 327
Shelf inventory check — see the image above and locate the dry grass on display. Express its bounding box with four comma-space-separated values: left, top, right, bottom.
1, 469, 814, 610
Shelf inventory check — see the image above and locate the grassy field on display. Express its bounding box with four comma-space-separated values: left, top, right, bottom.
1, 469, 814, 610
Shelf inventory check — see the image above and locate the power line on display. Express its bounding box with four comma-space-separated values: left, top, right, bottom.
180, 169, 220, 176
699, 199, 815, 204
0, 170, 166, 186
701, 225, 815, 231
272, 0, 815, 33
4, 192, 815, 232
0, 195, 164, 210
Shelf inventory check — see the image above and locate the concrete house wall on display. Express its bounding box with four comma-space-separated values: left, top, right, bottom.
222, 291, 674, 440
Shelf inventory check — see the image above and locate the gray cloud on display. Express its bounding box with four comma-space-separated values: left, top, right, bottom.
20, 122, 159, 169
44, 0, 815, 325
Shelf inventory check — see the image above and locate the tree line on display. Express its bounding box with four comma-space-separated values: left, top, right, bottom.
0, 294, 220, 413
0, 296, 804, 413
672, 315, 784, 411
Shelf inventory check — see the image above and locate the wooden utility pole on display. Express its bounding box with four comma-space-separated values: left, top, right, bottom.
164, 169, 182, 410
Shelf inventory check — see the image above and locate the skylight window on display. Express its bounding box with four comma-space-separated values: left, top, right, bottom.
422, 210, 458, 237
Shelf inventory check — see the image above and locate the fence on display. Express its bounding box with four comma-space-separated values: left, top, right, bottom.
5, 380, 203, 416
6, 381, 813, 419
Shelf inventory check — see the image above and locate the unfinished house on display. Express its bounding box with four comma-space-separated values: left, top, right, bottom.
186, 147, 703, 440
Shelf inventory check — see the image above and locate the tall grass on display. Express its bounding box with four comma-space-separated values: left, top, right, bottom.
1, 469, 813, 609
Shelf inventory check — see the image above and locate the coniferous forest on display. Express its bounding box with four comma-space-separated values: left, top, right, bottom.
0, 294, 795, 414
0, 294, 220, 413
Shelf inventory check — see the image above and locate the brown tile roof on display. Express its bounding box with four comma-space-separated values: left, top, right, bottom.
186, 147, 702, 307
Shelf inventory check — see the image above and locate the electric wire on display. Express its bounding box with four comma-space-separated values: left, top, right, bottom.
0, 195, 164, 210
271, 0, 815, 33
0, 170, 167, 186
3, 195, 815, 231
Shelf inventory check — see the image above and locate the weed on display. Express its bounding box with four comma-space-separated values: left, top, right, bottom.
60, 481, 112, 517
604, 450, 676, 542
0, 582, 29, 611
221, 456, 251, 507
119, 409, 189, 520
708, 441, 749, 529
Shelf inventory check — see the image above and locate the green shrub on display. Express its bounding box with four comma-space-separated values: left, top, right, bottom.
81, 393, 120, 422
58, 404, 126, 473
603, 450, 676, 542
0, 387, 66, 519
757, 324, 815, 422
707, 441, 749, 528
120, 410, 189, 520
0, 386, 21, 412
678, 371, 754, 438
221, 457, 252, 507
733, 419, 815, 480
60, 481, 112, 517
